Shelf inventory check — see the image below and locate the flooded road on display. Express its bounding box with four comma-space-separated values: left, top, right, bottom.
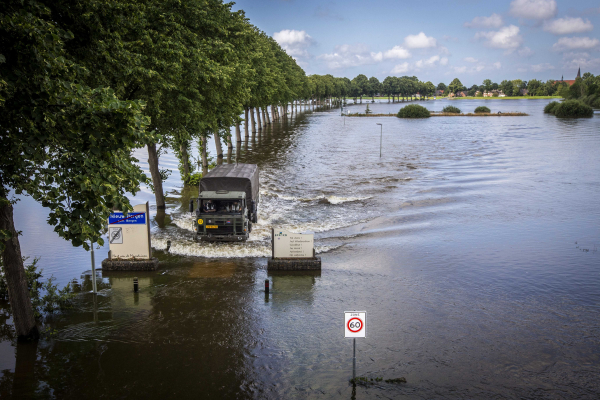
2, 100, 600, 398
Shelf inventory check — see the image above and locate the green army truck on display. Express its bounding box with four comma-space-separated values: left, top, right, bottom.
189, 163, 259, 242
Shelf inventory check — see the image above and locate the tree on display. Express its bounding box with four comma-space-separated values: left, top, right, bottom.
437, 82, 447, 91
499, 80, 513, 96
512, 79, 525, 96
527, 79, 542, 96
482, 79, 492, 92
448, 78, 464, 94
368, 76, 381, 100
351, 74, 369, 103
1, 0, 155, 339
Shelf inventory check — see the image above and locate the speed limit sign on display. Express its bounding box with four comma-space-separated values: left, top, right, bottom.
344, 311, 367, 338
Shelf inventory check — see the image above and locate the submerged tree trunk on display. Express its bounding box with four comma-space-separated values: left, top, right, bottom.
235, 122, 241, 143
256, 107, 262, 130
147, 143, 165, 209
0, 199, 39, 340
201, 136, 208, 176
244, 108, 249, 139
262, 107, 267, 125
214, 132, 223, 165
266, 106, 271, 124
250, 107, 256, 133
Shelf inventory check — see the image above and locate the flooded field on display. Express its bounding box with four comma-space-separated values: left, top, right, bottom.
2, 99, 600, 398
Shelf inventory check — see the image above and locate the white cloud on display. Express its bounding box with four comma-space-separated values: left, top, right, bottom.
475, 25, 523, 52
464, 57, 478, 63
509, 0, 557, 20
552, 37, 600, 51
518, 47, 534, 57
318, 43, 386, 69
562, 53, 600, 70
543, 17, 594, 35
440, 57, 449, 66
493, 62, 502, 69
475, 65, 485, 72
464, 13, 504, 29
530, 63, 555, 72
415, 55, 442, 69
273, 29, 314, 58
391, 62, 410, 74
404, 32, 437, 49
382, 46, 411, 59
452, 66, 467, 74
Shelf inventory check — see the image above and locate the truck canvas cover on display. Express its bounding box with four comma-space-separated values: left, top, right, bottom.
199, 164, 259, 204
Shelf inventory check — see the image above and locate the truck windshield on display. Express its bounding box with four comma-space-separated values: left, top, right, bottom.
201, 200, 242, 214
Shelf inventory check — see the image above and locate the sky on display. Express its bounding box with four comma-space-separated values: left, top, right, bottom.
231, 0, 600, 86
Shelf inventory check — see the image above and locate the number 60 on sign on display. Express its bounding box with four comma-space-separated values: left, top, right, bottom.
344, 311, 367, 338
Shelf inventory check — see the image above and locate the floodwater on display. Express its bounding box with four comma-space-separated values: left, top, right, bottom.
1, 99, 600, 398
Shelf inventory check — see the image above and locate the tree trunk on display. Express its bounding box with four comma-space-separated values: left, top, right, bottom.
201, 136, 208, 176
250, 107, 256, 133
180, 142, 189, 178
256, 107, 262, 130
147, 143, 165, 209
266, 106, 271, 124
235, 122, 241, 143
214, 132, 223, 165
261, 107, 267, 127
244, 107, 249, 139
0, 199, 39, 340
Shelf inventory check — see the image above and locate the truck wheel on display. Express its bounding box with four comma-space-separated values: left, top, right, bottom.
248, 222, 252, 233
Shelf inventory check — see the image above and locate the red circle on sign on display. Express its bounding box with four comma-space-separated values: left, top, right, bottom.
347, 317, 363, 333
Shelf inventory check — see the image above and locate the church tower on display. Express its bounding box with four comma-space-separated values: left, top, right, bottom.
577, 67, 581, 79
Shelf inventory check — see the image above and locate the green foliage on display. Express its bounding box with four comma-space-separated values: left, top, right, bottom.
474, 106, 491, 113
544, 101, 560, 114
448, 78, 465, 94
442, 105, 461, 114
397, 104, 430, 118
553, 100, 593, 118
185, 173, 203, 186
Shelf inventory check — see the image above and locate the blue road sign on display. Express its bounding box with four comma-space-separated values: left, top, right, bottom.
108, 212, 146, 225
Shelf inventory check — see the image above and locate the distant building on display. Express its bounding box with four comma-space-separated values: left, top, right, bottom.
520, 89, 529, 96
457, 91, 467, 97
556, 68, 580, 86
435, 89, 445, 96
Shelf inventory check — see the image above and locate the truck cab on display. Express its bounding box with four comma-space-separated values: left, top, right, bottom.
192, 191, 251, 242
189, 163, 259, 243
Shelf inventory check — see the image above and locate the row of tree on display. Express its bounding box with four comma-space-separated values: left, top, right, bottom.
439, 78, 568, 97
307, 74, 437, 103
0, 0, 314, 339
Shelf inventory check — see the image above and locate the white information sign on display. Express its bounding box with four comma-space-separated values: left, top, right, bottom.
344, 311, 367, 338
273, 229, 314, 258
107, 202, 152, 260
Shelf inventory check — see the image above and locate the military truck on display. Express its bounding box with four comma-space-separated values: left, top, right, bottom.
189, 163, 259, 242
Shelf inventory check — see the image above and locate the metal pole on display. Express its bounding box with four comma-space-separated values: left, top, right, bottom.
377, 123, 382, 157
91, 242, 97, 294
353, 337, 356, 379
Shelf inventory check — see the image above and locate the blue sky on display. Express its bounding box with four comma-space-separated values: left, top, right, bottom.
231, 0, 600, 86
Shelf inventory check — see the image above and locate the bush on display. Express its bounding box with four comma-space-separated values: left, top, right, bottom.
593, 98, 600, 109
397, 104, 430, 118
474, 106, 490, 113
544, 101, 560, 114
553, 100, 593, 118
442, 105, 461, 114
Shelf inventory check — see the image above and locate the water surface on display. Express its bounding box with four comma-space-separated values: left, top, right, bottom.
2, 99, 599, 398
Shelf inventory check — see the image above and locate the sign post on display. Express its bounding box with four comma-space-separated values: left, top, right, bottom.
345, 311, 367, 379
268, 228, 321, 270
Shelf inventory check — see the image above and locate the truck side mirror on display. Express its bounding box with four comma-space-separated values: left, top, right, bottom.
189, 199, 194, 213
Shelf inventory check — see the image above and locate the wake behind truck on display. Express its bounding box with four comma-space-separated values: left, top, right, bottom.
189, 163, 259, 242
